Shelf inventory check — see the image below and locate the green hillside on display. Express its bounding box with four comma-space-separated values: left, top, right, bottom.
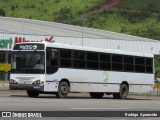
0, 0, 106, 21
0, 0, 160, 40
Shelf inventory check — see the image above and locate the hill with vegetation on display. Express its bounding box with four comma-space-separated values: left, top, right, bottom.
0, 0, 160, 41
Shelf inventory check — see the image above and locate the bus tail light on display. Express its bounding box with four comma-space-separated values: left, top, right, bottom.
10, 79, 18, 84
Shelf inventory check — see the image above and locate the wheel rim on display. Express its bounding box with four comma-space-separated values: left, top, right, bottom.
60, 86, 68, 95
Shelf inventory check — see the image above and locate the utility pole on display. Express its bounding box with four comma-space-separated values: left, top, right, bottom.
81, 18, 87, 46
5, 49, 8, 81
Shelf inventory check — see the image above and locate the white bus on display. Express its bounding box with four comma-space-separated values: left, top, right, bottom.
10, 42, 154, 99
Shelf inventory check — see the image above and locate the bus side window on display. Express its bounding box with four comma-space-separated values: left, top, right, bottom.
60, 50, 72, 68
46, 48, 58, 74
135, 57, 145, 73
51, 52, 58, 66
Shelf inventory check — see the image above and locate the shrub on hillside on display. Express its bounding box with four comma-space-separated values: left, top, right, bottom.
54, 0, 60, 3
120, 26, 127, 33
128, 12, 150, 23
155, 55, 160, 78
157, 13, 160, 21
0, 8, 6, 16
11, 6, 15, 11
54, 7, 72, 22
118, 11, 150, 23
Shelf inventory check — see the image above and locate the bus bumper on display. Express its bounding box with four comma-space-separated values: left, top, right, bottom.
9, 84, 44, 92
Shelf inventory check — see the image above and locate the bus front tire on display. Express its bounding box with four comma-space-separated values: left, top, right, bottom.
56, 81, 69, 98
113, 84, 129, 99
90, 92, 104, 99
27, 90, 39, 97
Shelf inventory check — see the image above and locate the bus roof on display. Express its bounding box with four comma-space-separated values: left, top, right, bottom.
14, 42, 153, 58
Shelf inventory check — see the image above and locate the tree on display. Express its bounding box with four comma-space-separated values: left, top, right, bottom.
155, 55, 160, 78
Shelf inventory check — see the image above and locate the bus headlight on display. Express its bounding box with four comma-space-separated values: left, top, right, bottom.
10, 79, 18, 84
32, 80, 44, 85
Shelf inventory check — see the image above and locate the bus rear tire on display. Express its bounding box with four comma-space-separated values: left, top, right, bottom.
27, 90, 39, 98
113, 84, 128, 99
90, 92, 104, 99
56, 81, 69, 98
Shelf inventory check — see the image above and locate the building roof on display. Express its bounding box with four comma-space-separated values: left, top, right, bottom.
0, 17, 158, 42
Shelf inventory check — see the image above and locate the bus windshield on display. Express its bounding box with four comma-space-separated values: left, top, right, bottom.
11, 51, 45, 74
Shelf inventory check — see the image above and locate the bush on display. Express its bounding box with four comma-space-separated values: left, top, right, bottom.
54, 0, 60, 3
157, 13, 160, 21
54, 7, 72, 22
77, 11, 83, 15
148, 4, 159, 13
120, 26, 127, 33
60, 7, 71, 14
128, 12, 150, 23
0, 8, 6, 16
103, 9, 114, 14
155, 55, 160, 78
129, 25, 160, 40
24, 4, 36, 9
15, 5, 18, 8
119, 11, 150, 23
11, 6, 15, 10
28, 16, 32, 19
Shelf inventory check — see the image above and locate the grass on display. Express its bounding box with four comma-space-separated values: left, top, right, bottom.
84, 10, 160, 40
0, 0, 106, 21
0, 0, 160, 40
0, 89, 25, 93
0, 80, 9, 84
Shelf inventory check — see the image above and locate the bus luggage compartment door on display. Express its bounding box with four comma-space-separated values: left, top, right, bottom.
44, 80, 58, 92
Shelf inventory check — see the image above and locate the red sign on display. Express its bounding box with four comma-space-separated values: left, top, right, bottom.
14, 36, 53, 44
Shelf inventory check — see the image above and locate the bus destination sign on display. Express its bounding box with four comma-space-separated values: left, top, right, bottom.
13, 44, 44, 50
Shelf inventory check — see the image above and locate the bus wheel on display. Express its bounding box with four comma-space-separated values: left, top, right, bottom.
113, 84, 129, 99
27, 90, 39, 97
56, 81, 69, 98
90, 92, 104, 99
